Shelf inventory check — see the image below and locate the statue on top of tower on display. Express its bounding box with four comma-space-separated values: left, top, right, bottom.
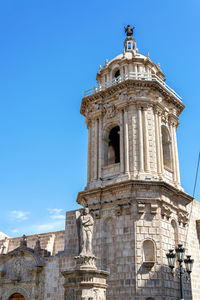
124, 25, 135, 36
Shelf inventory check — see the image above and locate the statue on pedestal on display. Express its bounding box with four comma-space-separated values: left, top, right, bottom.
75, 207, 96, 269
79, 207, 94, 256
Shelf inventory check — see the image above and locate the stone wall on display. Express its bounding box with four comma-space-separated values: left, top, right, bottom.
0, 230, 65, 256
0, 196, 200, 299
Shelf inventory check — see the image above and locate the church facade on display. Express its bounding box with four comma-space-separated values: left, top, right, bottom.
0, 28, 200, 300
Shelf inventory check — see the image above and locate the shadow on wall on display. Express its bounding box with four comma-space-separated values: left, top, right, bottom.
137, 263, 192, 299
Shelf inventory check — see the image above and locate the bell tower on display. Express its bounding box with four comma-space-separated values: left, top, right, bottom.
75, 27, 194, 299
81, 25, 183, 191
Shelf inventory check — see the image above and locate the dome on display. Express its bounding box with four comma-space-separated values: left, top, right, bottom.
96, 43, 165, 84
107, 51, 147, 67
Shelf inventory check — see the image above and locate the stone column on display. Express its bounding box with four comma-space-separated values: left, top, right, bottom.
87, 119, 91, 185
143, 106, 150, 172
129, 63, 133, 73
98, 116, 102, 179
173, 123, 181, 185
120, 109, 125, 174
154, 108, 161, 175
62, 267, 109, 300
137, 105, 144, 173
169, 120, 177, 182
124, 107, 130, 174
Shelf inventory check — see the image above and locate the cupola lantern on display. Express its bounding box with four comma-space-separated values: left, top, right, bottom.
124, 25, 136, 53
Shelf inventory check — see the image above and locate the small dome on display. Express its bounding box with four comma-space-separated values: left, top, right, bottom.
107, 51, 146, 67
96, 33, 165, 84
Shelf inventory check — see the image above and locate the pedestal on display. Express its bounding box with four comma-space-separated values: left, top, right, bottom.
62, 255, 109, 300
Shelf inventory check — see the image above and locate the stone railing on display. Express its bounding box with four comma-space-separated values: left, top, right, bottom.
84, 72, 182, 101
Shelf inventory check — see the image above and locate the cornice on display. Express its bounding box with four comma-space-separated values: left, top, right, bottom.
76, 179, 193, 206
81, 79, 184, 117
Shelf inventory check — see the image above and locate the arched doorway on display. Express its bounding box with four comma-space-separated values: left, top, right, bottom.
9, 294, 25, 300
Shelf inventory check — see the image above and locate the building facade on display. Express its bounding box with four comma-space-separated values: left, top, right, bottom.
0, 29, 200, 300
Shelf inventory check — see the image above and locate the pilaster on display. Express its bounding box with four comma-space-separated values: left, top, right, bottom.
98, 115, 103, 179
153, 106, 162, 175
124, 106, 130, 174
86, 119, 92, 185
119, 108, 125, 174
137, 105, 144, 173
143, 105, 150, 172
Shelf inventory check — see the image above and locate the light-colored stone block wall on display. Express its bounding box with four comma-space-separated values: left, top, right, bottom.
0, 230, 65, 256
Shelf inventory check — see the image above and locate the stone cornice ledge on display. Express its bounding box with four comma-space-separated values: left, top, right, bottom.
81, 80, 184, 116
77, 180, 193, 206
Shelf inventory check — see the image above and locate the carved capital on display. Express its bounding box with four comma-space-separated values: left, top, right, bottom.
168, 115, 179, 127
74, 255, 97, 270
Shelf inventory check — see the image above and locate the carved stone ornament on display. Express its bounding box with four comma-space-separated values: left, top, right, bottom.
161, 110, 169, 123
104, 104, 116, 119
150, 203, 158, 214
124, 203, 131, 215
161, 204, 172, 219
139, 90, 147, 97
137, 202, 145, 214
74, 254, 97, 270
93, 209, 101, 219
115, 204, 122, 216
178, 211, 189, 225
0, 235, 46, 285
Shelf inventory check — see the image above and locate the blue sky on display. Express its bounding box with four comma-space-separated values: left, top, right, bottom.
0, 0, 199, 237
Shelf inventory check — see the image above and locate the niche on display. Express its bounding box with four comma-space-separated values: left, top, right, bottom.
142, 239, 155, 268
171, 219, 178, 248
107, 126, 120, 165
161, 125, 172, 170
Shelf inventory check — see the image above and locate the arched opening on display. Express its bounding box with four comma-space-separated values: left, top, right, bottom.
9, 294, 25, 300
146, 298, 155, 300
114, 69, 120, 78
161, 125, 172, 170
143, 239, 155, 262
108, 126, 120, 165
